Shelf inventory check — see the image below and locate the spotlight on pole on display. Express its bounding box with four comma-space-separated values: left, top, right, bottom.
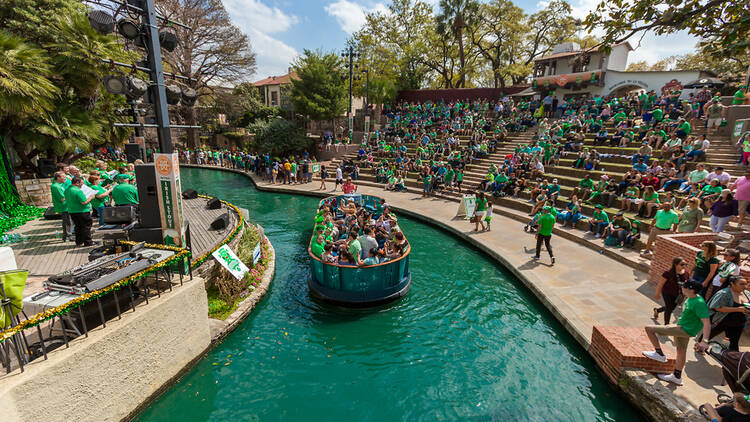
117, 18, 141, 40
181, 87, 198, 106
102, 75, 127, 95
88, 10, 115, 34
165, 84, 182, 105
125, 76, 148, 99
159, 31, 179, 52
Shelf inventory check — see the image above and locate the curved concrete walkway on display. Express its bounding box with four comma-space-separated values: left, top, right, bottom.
185, 164, 731, 420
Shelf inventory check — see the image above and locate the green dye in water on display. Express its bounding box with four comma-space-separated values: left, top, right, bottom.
136, 168, 642, 422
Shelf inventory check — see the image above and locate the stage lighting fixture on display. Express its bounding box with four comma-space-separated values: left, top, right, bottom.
165, 85, 182, 105
159, 31, 179, 52
103, 75, 127, 95
125, 77, 148, 99
117, 18, 141, 40
181, 87, 198, 106
88, 10, 115, 34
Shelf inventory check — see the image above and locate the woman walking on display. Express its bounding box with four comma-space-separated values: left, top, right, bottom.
473, 191, 488, 232
319, 164, 328, 191
708, 189, 738, 233
694, 241, 720, 296
653, 257, 689, 325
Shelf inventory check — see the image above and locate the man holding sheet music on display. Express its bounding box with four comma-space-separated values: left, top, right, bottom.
64, 176, 96, 246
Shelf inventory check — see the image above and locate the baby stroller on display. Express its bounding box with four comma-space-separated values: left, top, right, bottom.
698, 342, 750, 418
523, 213, 541, 233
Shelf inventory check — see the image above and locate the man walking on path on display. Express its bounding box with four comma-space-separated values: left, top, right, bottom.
643, 279, 711, 385
533, 206, 556, 265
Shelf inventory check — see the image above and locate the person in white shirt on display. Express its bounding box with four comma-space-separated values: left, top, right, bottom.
706, 167, 731, 187
333, 166, 343, 191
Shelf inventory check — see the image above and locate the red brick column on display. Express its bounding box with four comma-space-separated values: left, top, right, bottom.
590, 326, 675, 383
647, 233, 717, 285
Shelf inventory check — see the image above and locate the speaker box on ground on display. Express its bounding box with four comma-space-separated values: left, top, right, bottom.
206, 197, 221, 210
128, 225, 163, 244
102, 205, 137, 224
124, 143, 143, 163
43, 206, 61, 220
38, 158, 55, 178
182, 189, 198, 199
210, 213, 229, 230
135, 164, 160, 228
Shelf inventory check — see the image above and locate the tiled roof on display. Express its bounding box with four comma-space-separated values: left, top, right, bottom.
534, 42, 633, 62
253, 71, 298, 86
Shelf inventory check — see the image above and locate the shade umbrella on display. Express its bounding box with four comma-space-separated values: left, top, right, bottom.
683, 77, 725, 88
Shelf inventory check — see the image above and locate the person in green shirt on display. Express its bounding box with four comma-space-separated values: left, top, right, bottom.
86, 173, 112, 225
51, 171, 73, 241
64, 176, 95, 246
589, 204, 610, 237
652, 107, 664, 123
310, 234, 325, 258
473, 191, 488, 232
676, 118, 691, 139
455, 170, 464, 193
533, 206, 556, 264
641, 202, 679, 255
733, 86, 746, 105
643, 279, 711, 385
574, 174, 594, 200
111, 179, 139, 205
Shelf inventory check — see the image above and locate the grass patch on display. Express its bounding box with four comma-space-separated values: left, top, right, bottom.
207, 286, 239, 320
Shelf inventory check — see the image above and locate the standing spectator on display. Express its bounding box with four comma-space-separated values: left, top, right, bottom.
640, 202, 679, 256
473, 191, 488, 232
334, 166, 343, 192
708, 189, 738, 233
653, 257, 689, 325
730, 168, 750, 229
51, 171, 72, 242
64, 176, 95, 247
705, 99, 725, 135
533, 206, 556, 265
693, 241, 720, 295
319, 164, 328, 191
676, 197, 704, 233
732, 85, 746, 105
705, 249, 742, 301
643, 279, 711, 385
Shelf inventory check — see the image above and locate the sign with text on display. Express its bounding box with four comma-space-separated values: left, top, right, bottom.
312, 163, 321, 173
252, 243, 261, 265
154, 153, 185, 246
212, 244, 249, 280
734, 121, 745, 138
455, 194, 476, 220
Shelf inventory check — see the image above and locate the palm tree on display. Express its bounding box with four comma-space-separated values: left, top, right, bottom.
436, 0, 479, 88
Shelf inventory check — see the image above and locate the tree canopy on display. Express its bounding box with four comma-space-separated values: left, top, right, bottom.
289, 50, 347, 122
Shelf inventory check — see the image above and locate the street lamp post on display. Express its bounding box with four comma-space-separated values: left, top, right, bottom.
341, 46, 359, 140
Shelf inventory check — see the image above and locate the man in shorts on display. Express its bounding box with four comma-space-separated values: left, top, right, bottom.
333, 166, 343, 192
643, 279, 711, 385
641, 202, 679, 255
705, 99, 724, 135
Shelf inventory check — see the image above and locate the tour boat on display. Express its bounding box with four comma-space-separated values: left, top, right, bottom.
308, 194, 411, 307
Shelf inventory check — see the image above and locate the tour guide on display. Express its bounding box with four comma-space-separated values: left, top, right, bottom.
643, 279, 711, 385
64, 176, 95, 246
111, 176, 139, 206
51, 171, 72, 242
533, 206, 556, 265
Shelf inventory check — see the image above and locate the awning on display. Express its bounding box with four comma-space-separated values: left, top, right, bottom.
510, 87, 536, 97
683, 77, 725, 88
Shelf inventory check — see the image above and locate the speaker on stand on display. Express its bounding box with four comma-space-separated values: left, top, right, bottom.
124, 143, 143, 163
134, 164, 161, 229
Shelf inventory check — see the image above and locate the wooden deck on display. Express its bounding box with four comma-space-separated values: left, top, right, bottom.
7, 196, 239, 287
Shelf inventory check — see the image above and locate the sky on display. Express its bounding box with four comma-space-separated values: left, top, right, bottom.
222, 0, 701, 83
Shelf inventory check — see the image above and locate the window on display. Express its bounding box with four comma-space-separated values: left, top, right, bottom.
548, 61, 556, 76
271, 91, 278, 106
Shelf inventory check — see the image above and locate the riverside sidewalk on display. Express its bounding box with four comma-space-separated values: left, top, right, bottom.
241, 171, 732, 417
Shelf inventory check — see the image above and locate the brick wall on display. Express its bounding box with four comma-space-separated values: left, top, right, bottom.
647, 233, 717, 285
590, 326, 675, 383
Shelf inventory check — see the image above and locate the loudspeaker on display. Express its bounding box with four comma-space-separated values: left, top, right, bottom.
135, 164, 160, 228
206, 197, 221, 210
210, 213, 229, 230
125, 143, 142, 163
43, 206, 61, 220
182, 189, 198, 199
38, 158, 56, 178
102, 205, 136, 224
128, 225, 163, 244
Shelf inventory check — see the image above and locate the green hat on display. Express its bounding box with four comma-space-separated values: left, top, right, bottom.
543, 206, 553, 213
595, 204, 603, 209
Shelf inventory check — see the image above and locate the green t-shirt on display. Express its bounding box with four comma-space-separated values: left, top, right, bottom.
311, 240, 324, 257
677, 296, 710, 336
579, 178, 594, 189
701, 184, 722, 196
733, 90, 745, 105
87, 182, 107, 209
51, 182, 67, 213
688, 170, 708, 183
64, 185, 91, 213
111, 183, 139, 205
476, 197, 487, 212
592, 210, 609, 223
652, 108, 663, 122
538, 213, 556, 236
679, 121, 691, 135
348, 238, 362, 259
653, 209, 679, 229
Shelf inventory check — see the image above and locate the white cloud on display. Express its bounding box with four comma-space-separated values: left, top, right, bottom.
324, 0, 387, 34
222, 0, 300, 80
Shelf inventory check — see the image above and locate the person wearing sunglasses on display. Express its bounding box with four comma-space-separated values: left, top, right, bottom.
653, 257, 689, 325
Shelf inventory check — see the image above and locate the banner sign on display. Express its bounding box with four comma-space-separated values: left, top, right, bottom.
154, 153, 185, 246
455, 194, 476, 220
312, 163, 321, 173
252, 243, 261, 265
734, 121, 745, 138
212, 244, 249, 280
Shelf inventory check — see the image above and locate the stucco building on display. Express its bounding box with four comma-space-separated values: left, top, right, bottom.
253, 69, 297, 109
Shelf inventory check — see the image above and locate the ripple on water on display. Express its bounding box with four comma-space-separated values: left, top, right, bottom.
135, 168, 642, 422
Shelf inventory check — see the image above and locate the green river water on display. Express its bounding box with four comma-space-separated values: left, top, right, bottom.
136, 167, 642, 421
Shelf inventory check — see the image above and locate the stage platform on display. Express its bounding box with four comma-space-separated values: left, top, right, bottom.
5, 196, 240, 292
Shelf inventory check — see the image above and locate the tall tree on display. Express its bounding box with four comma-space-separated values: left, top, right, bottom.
583, 0, 749, 60
435, 0, 479, 88
522, 1, 577, 67
157, 0, 256, 146
289, 50, 347, 133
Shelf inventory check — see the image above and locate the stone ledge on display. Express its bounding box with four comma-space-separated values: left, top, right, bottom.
591, 326, 675, 384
